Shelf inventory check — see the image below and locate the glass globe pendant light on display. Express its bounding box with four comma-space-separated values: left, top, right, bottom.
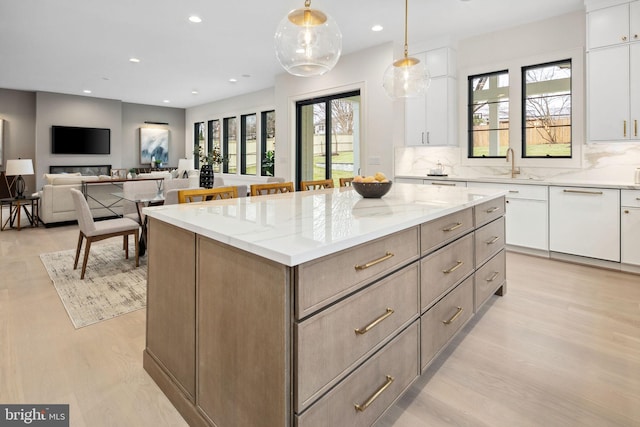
274, 0, 342, 77
383, 0, 430, 98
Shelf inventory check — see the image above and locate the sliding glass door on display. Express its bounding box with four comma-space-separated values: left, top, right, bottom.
296, 91, 360, 188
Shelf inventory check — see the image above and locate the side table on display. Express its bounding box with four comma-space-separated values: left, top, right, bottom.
0, 195, 41, 231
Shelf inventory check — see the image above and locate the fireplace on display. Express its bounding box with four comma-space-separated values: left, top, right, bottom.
49, 165, 111, 176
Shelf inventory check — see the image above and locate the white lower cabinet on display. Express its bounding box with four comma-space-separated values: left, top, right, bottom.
467, 182, 548, 251
621, 190, 640, 266
549, 186, 620, 262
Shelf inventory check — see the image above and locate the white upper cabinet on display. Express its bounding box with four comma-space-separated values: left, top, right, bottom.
587, 0, 640, 141
588, 2, 631, 48
405, 48, 457, 146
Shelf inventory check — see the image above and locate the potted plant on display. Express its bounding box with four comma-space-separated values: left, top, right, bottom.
194, 145, 226, 188
128, 168, 137, 179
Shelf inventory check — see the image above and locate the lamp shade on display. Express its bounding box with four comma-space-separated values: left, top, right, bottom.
6, 159, 34, 176
274, 2, 342, 77
177, 158, 193, 173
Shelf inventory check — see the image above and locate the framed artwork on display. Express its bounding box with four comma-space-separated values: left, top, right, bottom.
140, 127, 169, 164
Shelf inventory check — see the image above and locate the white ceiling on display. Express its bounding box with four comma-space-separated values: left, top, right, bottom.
0, 0, 585, 109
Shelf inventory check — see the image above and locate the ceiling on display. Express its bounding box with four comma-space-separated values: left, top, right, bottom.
0, 0, 585, 109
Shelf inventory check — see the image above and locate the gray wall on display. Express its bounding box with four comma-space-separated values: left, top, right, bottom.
23, 91, 186, 189
0, 88, 37, 193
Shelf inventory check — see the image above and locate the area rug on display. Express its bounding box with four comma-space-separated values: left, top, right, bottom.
39, 242, 147, 329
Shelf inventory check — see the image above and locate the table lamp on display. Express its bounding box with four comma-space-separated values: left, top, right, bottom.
6, 158, 34, 199
177, 158, 193, 179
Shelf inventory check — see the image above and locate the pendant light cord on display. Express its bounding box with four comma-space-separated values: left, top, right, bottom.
403, 0, 409, 59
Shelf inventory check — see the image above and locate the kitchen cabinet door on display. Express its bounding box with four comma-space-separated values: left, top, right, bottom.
505, 198, 548, 251
588, 45, 630, 141
549, 186, 620, 262
588, 2, 630, 49
621, 207, 640, 265
405, 77, 456, 146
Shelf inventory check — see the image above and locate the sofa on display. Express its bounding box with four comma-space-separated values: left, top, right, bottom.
39, 171, 255, 225
39, 172, 198, 225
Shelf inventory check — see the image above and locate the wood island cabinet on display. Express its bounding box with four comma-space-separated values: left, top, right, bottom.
143, 194, 506, 427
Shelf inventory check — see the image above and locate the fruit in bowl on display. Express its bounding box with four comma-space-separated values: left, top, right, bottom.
352, 173, 393, 198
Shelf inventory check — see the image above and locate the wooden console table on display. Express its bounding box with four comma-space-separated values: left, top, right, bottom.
1, 196, 40, 231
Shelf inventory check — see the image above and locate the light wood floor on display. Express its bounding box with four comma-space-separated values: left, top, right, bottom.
1, 222, 639, 427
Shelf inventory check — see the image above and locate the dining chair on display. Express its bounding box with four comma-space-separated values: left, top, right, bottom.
70, 188, 139, 280
339, 177, 354, 187
300, 179, 335, 191
178, 186, 238, 203
250, 182, 295, 196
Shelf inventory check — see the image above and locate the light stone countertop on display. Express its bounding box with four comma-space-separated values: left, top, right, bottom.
396, 175, 640, 190
143, 183, 507, 266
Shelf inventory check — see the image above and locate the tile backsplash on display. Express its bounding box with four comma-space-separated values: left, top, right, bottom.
395, 144, 640, 184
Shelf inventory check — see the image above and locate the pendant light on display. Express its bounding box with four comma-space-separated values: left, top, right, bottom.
383, 0, 430, 98
274, 0, 342, 77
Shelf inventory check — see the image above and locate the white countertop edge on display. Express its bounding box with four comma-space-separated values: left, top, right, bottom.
144, 187, 507, 267
396, 175, 640, 190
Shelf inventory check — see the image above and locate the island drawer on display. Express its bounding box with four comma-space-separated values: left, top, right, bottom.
421, 207, 474, 255
475, 216, 505, 267
295, 226, 419, 319
475, 249, 506, 311
295, 263, 419, 412
421, 233, 474, 311
296, 322, 419, 427
621, 189, 640, 207
421, 276, 474, 370
474, 196, 505, 227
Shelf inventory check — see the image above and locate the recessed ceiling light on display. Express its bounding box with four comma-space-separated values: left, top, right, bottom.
129, 57, 140, 63
192, 90, 199, 95
188, 15, 202, 23
229, 78, 238, 83
83, 89, 92, 94
372, 25, 383, 32
241, 74, 251, 78
163, 100, 170, 103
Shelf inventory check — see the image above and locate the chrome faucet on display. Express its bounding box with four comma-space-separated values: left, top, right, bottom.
505, 147, 520, 178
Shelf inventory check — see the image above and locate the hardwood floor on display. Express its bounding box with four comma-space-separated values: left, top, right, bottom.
1, 222, 638, 426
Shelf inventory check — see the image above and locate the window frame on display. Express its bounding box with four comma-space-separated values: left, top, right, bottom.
521, 59, 572, 159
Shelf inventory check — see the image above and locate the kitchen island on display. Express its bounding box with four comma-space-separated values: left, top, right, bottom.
142, 183, 507, 427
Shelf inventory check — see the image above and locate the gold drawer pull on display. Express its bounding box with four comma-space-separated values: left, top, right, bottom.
354, 375, 395, 412
635, 120, 638, 137
486, 236, 500, 245
485, 206, 499, 213
442, 260, 463, 274
508, 190, 519, 193
486, 271, 500, 282
355, 308, 394, 335
432, 182, 456, 186
443, 306, 464, 325
442, 222, 462, 232
354, 252, 394, 271
562, 189, 603, 195
624, 120, 627, 137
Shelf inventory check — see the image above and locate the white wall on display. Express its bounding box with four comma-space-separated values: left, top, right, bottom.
186, 43, 397, 181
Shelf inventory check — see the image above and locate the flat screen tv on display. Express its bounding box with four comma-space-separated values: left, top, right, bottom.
51, 126, 111, 155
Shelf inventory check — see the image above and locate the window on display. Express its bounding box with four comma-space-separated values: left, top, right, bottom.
261, 110, 276, 176
223, 117, 237, 174
468, 70, 509, 158
296, 91, 360, 189
522, 59, 572, 158
207, 119, 221, 172
241, 114, 257, 175
194, 122, 205, 169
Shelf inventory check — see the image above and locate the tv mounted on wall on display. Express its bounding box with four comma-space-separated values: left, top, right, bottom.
51, 126, 111, 155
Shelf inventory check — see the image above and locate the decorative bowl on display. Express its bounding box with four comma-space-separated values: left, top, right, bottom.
351, 181, 393, 198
